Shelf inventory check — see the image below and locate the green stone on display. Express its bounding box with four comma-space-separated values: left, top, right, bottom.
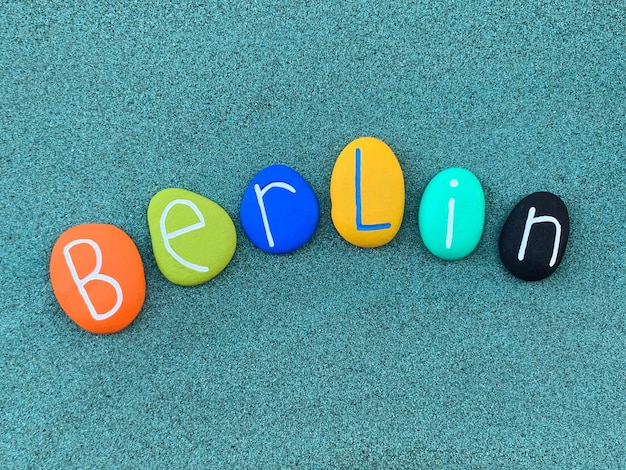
147, 188, 236, 286
418, 168, 485, 261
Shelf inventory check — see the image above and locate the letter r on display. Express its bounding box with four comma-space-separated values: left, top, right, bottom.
254, 182, 297, 248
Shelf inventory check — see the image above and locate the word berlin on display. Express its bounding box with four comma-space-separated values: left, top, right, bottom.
49, 137, 570, 334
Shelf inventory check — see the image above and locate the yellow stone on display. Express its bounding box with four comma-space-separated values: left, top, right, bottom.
330, 137, 405, 248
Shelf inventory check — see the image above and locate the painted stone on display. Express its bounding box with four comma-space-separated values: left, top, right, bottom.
240, 164, 319, 254
418, 167, 485, 261
49, 223, 146, 334
330, 137, 405, 248
499, 191, 570, 281
147, 188, 236, 286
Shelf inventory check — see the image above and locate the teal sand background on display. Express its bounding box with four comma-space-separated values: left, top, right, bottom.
1, 1, 625, 468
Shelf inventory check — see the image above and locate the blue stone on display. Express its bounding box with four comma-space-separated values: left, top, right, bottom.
240, 164, 319, 254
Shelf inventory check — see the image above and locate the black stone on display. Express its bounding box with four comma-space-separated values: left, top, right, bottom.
499, 191, 570, 281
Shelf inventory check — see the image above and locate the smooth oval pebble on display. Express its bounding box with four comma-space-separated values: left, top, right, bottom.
147, 188, 236, 286
418, 167, 485, 261
499, 191, 570, 281
240, 164, 319, 254
49, 223, 146, 334
330, 137, 405, 248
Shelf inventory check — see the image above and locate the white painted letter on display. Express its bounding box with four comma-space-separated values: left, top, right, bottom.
254, 182, 296, 248
446, 198, 455, 249
160, 199, 209, 272
518, 206, 562, 267
445, 178, 459, 249
63, 239, 123, 321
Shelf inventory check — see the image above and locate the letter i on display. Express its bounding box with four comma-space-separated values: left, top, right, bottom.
445, 178, 459, 249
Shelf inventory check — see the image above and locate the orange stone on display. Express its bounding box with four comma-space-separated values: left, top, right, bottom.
49, 223, 146, 334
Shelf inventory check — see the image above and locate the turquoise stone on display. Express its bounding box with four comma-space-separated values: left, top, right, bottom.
418, 167, 485, 260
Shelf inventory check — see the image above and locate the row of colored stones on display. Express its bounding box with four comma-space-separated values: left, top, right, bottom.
49, 137, 569, 334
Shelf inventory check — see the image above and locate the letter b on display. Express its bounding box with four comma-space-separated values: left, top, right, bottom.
50, 223, 146, 334
63, 239, 123, 320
